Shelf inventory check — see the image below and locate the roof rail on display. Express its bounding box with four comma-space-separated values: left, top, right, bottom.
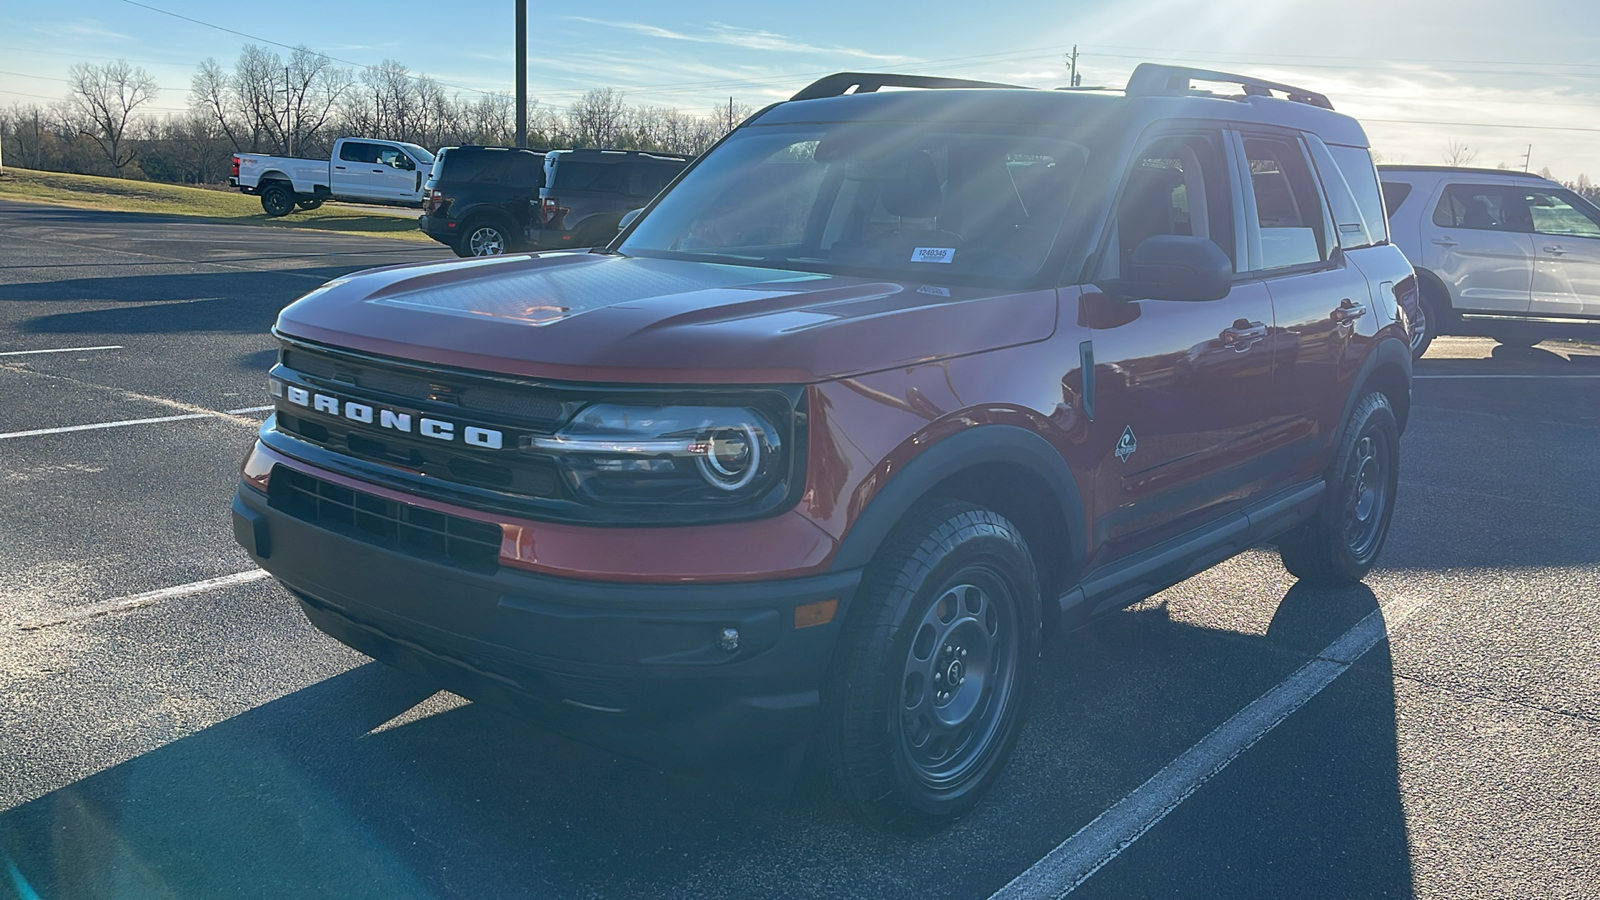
791, 72, 1029, 102
1125, 63, 1333, 110
1375, 164, 1548, 179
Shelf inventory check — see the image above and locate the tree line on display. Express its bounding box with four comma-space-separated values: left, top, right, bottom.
0, 47, 754, 185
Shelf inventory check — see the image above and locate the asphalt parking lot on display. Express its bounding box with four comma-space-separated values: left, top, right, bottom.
1, 200, 1597, 899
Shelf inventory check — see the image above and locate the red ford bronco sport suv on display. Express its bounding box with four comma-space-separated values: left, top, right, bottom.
233, 66, 1415, 832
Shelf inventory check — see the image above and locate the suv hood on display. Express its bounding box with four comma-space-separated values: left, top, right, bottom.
275, 252, 1057, 383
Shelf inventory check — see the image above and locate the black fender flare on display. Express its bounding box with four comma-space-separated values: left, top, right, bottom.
1341, 335, 1413, 437
829, 425, 1087, 577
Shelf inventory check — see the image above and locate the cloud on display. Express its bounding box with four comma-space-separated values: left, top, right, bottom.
562, 17, 908, 62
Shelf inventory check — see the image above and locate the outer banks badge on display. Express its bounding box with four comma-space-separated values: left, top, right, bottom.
1115, 426, 1138, 462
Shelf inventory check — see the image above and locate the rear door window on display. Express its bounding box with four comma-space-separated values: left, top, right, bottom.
1242, 135, 1331, 270
553, 160, 626, 192
1432, 184, 1531, 232
339, 141, 379, 164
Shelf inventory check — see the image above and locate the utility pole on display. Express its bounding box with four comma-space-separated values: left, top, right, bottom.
275, 66, 293, 156
1067, 45, 1081, 87
515, 0, 527, 148
1522, 144, 1533, 173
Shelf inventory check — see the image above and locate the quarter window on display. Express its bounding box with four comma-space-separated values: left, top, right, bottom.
1243, 136, 1329, 270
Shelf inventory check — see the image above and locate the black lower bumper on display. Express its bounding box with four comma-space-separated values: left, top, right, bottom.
232, 485, 859, 769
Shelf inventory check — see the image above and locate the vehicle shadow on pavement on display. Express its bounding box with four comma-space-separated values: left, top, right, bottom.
0, 272, 362, 336
0, 579, 1414, 900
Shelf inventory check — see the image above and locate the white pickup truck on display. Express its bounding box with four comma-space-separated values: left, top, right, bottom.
229, 137, 436, 217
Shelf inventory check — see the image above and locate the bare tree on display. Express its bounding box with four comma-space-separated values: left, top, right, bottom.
190, 57, 244, 152
65, 60, 157, 176
567, 88, 627, 148
1442, 138, 1478, 167
282, 46, 352, 156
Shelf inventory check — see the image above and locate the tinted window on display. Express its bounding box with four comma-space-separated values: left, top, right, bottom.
1380, 182, 1413, 217
1432, 184, 1530, 232
507, 153, 545, 189
1243, 136, 1329, 270
629, 162, 684, 197
339, 141, 378, 163
374, 146, 411, 168
1524, 189, 1600, 237
1107, 131, 1234, 277
1327, 144, 1387, 245
552, 160, 626, 192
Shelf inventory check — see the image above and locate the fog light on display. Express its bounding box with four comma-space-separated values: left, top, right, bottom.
717, 627, 740, 652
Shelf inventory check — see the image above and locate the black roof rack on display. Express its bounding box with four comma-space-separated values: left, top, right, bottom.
1125, 63, 1333, 110
1375, 164, 1547, 179
791, 72, 1029, 102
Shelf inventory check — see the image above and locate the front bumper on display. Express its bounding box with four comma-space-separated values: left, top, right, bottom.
232, 480, 859, 768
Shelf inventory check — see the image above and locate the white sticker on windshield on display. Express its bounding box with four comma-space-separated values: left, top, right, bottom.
910, 247, 956, 264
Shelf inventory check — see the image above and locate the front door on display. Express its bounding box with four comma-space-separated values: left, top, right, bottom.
1420, 182, 1536, 313
371, 146, 420, 201
1524, 187, 1600, 318
1085, 128, 1279, 556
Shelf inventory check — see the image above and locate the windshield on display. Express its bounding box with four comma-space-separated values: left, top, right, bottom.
399, 142, 435, 164
619, 122, 1090, 286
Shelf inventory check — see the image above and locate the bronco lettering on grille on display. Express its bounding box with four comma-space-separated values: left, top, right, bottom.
283, 385, 504, 449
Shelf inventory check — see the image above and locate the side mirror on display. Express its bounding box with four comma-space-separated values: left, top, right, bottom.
1119, 235, 1233, 302
618, 207, 644, 231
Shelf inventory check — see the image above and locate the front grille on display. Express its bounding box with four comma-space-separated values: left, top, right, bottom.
268, 466, 502, 571
281, 347, 566, 424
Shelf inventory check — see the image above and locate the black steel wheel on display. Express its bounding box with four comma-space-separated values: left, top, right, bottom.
826, 498, 1041, 833
1278, 391, 1400, 584
260, 184, 295, 217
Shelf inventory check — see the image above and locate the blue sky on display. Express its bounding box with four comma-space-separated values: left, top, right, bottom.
5, 0, 1600, 180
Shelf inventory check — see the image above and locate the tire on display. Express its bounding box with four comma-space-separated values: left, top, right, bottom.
825, 498, 1042, 833
260, 183, 295, 218
456, 219, 511, 257
1408, 290, 1436, 359
296, 198, 324, 211
1278, 391, 1400, 585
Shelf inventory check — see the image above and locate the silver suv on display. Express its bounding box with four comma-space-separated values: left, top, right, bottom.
1381, 165, 1600, 356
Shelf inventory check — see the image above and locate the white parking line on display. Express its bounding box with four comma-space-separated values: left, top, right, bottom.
0, 345, 122, 357
0, 413, 216, 440
225, 405, 275, 414
13, 570, 271, 630
1414, 374, 1600, 379
990, 592, 1431, 900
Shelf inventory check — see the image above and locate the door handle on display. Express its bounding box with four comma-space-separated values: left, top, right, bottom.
1331, 299, 1367, 326
1544, 245, 1567, 255
372, 168, 386, 173
1430, 236, 1459, 247
334, 165, 346, 170
1222, 319, 1268, 351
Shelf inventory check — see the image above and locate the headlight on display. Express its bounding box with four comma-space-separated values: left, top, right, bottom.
522, 404, 788, 509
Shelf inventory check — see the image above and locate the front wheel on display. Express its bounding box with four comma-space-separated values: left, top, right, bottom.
1278, 392, 1400, 584
260, 184, 295, 217
825, 498, 1041, 833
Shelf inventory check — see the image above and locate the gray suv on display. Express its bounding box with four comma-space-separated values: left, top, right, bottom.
1381, 165, 1600, 355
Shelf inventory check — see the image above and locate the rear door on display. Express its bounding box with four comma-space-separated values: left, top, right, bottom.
332, 140, 379, 195
1085, 126, 1279, 555
1525, 187, 1600, 318
1421, 183, 1536, 313
1235, 130, 1377, 485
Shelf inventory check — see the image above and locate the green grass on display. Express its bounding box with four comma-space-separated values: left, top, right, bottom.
0, 167, 433, 242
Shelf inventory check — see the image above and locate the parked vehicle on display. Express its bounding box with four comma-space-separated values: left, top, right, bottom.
418, 146, 546, 257
1380, 165, 1600, 356
528, 149, 689, 249
234, 65, 1413, 831
230, 137, 435, 217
